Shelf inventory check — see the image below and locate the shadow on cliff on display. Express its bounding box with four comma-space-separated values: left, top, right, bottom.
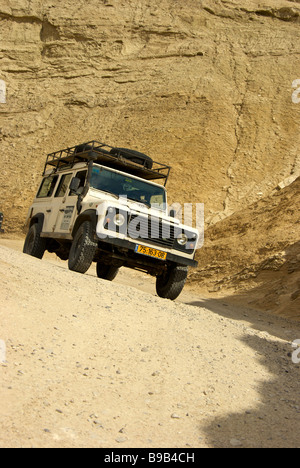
222, 241, 300, 324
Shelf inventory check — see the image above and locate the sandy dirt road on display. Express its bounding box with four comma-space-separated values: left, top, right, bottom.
0, 238, 300, 448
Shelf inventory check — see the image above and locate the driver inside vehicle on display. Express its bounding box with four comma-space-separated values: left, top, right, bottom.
121, 183, 148, 203
90, 172, 115, 193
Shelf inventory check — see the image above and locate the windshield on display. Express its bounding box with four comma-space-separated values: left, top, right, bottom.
90, 166, 166, 209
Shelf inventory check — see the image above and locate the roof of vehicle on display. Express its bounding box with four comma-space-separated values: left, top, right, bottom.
44, 141, 171, 186
92, 163, 167, 190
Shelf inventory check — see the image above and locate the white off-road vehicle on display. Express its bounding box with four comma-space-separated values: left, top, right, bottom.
24, 142, 199, 300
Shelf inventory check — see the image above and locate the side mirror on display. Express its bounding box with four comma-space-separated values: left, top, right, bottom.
69, 177, 81, 194
169, 209, 176, 218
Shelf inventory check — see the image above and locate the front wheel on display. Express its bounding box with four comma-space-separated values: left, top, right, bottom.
23, 224, 46, 259
68, 221, 97, 274
156, 265, 188, 301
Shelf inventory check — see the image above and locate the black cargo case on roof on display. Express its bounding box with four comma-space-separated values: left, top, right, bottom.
44, 141, 171, 186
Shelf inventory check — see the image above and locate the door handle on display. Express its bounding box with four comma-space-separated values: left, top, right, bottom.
46, 209, 51, 213
59, 209, 65, 212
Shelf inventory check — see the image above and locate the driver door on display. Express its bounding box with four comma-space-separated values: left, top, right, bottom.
54, 170, 87, 235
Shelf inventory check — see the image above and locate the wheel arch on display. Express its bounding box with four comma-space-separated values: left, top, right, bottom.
71, 209, 97, 238
29, 213, 45, 230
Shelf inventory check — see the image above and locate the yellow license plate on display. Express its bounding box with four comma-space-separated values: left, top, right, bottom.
135, 244, 167, 260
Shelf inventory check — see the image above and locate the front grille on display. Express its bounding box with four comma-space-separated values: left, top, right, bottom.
128, 214, 175, 249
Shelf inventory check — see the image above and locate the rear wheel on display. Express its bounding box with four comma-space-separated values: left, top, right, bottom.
156, 265, 188, 301
96, 263, 119, 281
68, 221, 97, 273
23, 224, 46, 259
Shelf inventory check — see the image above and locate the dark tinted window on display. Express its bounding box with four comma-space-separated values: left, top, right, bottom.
37, 175, 59, 198
55, 174, 72, 198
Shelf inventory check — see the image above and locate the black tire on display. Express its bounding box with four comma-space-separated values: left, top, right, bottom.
23, 224, 46, 259
110, 148, 153, 170
156, 265, 188, 301
96, 263, 119, 281
68, 221, 97, 274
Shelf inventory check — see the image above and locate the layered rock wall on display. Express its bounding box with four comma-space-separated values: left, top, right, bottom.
0, 0, 300, 231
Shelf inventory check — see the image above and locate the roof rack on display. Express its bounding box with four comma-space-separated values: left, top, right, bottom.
44, 141, 171, 186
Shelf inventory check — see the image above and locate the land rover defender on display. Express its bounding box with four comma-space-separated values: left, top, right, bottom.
23, 141, 199, 300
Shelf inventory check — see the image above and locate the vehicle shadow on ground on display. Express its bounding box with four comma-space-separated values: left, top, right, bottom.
204, 333, 299, 448
186, 295, 300, 343
185, 297, 300, 447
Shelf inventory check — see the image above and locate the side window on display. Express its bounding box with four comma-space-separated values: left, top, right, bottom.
37, 175, 59, 198
69, 170, 87, 196
55, 174, 72, 198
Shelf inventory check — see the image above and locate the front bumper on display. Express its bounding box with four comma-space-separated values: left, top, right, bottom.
97, 235, 198, 268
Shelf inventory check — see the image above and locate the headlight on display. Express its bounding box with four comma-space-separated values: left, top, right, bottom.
114, 213, 126, 226
177, 233, 188, 246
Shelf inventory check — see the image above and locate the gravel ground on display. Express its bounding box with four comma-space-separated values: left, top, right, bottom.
0, 240, 300, 448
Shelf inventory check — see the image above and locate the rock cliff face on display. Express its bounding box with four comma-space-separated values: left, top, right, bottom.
0, 0, 300, 232
191, 176, 300, 319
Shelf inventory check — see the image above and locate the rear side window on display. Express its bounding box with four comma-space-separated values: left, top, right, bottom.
55, 173, 72, 198
37, 175, 59, 198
